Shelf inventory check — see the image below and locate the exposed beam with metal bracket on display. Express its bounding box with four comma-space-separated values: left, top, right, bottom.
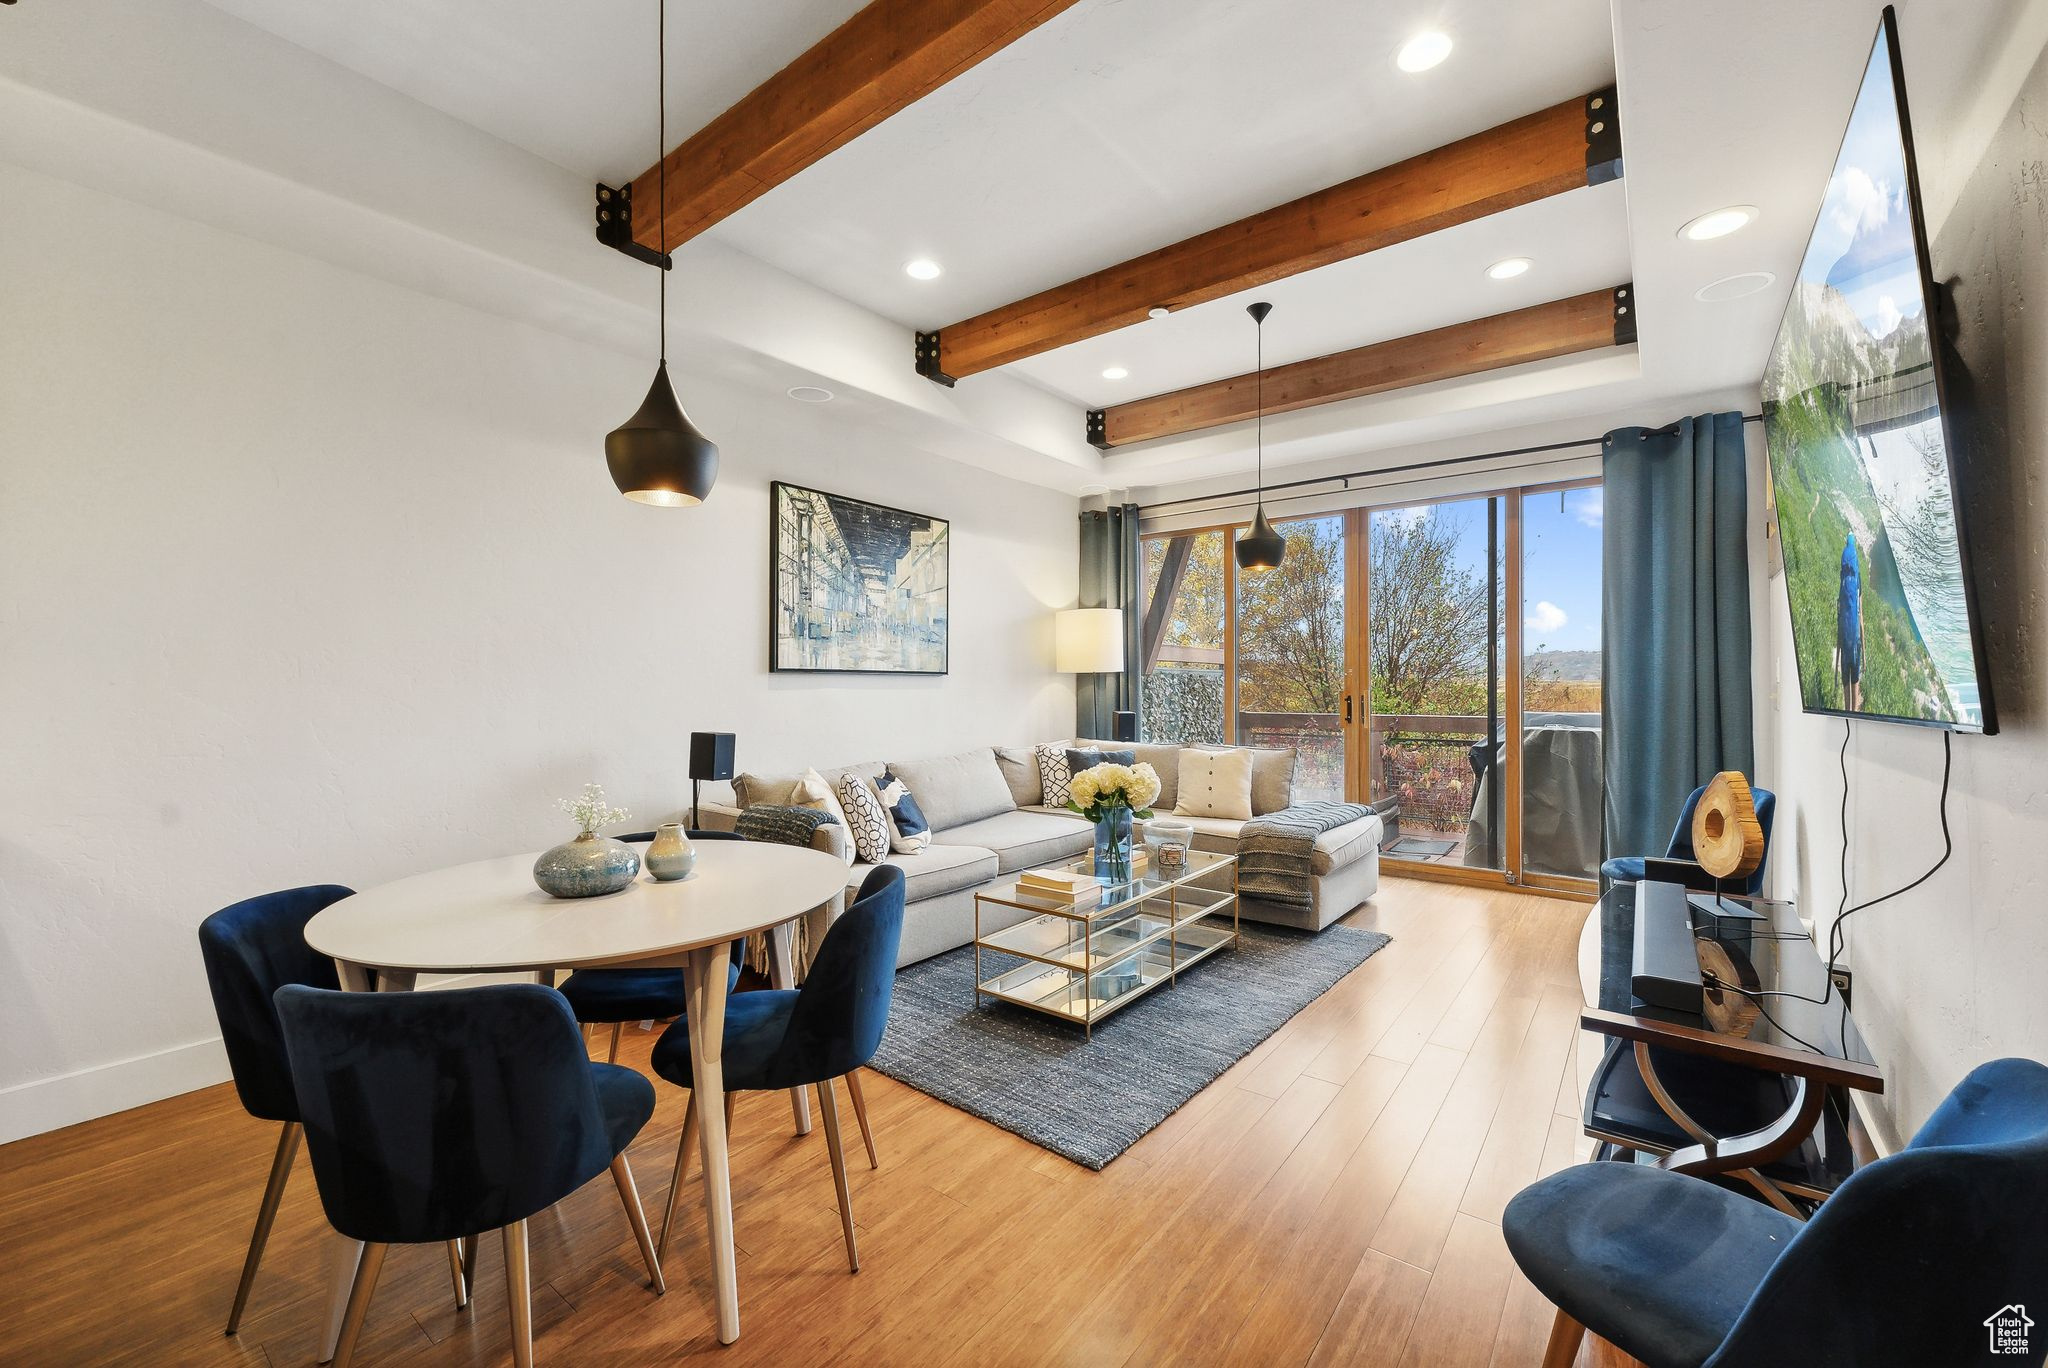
920, 87, 1623, 384
1089, 285, 1635, 450
595, 183, 671, 270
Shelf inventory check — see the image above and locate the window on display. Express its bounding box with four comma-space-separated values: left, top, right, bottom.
1137, 529, 1226, 746
1235, 515, 1346, 802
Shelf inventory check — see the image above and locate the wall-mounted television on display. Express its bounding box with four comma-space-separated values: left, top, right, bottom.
1760, 5, 1996, 733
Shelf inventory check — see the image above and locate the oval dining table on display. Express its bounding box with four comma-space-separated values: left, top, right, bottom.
302, 839, 850, 1353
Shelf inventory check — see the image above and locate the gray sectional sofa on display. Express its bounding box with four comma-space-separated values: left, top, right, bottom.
703, 738, 1382, 968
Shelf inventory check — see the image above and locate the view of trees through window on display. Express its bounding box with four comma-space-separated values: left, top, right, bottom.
1135, 481, 1602, 882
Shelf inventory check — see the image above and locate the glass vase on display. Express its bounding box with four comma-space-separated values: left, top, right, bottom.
1092, 806, 1134, 884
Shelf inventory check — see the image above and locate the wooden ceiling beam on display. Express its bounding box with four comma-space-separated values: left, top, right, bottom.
1091, 286, 1634, 449
919, 87, 1621, 383
622, 0, 1086, 252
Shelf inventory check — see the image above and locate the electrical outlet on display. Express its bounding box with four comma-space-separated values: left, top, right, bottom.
1830, 968, 1853, 1008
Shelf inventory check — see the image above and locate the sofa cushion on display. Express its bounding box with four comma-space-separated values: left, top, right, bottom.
844, 842, 998, 903
1064, 746, 1135, 777
1035, 743, 1076, 808
790, 768, 856, 866
933, 809, 1093, 874
1248, 747, 1297, 815
1175, 748, 1256, 820
732, 770, 802, 809
876, 769, 932, 854
886, 748, 1015, 833
834, 772, 894, 864
1077, 739, 1183, 810
994, 746, 1044, 807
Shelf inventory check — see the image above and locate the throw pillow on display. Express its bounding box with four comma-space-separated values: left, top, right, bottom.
1174, 748, 1256, 821
1064, 746, 1135, 778
1034, 742, 1074, 808
791, 767, 856, 866
835, 772, 893, 864
875, 769, 931, 854
993, 746, 1044, 807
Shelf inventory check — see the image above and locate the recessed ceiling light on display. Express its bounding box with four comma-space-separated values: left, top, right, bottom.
1486, 256, 1533, 280
1101, 366, 1130, 381
1147, 306, 1171, 320
787, 385, 835, 403
1679, 206, 1758, 241
1694, 271, 1777, 303
1396, 31, 1453, 73
904, 258, 943, 280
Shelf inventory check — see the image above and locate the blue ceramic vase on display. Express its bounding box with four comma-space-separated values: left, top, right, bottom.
1092, 807, 1134, 884
533, 831, 640, 898
644, 823, 696, 881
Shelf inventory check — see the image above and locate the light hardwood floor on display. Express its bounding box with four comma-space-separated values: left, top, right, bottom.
0, 876, 1646, 1367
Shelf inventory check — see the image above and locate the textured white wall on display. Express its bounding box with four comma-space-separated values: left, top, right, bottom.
0, 162, 1077, 1141
1750, 36, 2048, 1142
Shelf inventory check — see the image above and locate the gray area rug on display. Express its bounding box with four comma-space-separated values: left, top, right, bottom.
869, 923, 1391, 1169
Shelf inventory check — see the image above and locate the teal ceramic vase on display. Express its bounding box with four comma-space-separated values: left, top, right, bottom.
644, 823, 696, 881
533, 831, 640, 898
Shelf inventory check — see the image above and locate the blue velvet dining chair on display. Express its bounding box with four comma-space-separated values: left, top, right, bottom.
274, 983, 666, 1368
557, 829, 743, 1065
649, 863, 905, 1274
1600, 782, 1777, 896
1504, 1056, 2048, 1368
196, 884, 354, 1335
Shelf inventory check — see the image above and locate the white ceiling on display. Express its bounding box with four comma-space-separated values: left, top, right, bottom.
188, 0, 2033, 494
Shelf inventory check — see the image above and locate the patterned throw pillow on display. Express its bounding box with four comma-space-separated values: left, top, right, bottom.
835, 772, 894, 864
1035, 743, 1074, 808
875, 769, 931, 854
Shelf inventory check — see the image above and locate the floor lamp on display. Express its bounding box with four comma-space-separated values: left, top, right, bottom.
1056, 608, 1126, 740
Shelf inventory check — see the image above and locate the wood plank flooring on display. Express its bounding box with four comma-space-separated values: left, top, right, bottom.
0, 876, 1646, 1366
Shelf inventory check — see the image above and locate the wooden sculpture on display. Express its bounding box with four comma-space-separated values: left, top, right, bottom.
1693, 771, 1766, 881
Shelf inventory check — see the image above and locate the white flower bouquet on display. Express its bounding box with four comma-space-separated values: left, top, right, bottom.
1065, 762, 1161, 822
558, 782, 631, 836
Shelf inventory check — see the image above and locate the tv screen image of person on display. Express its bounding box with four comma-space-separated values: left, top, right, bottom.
1760, 9, 1996, 733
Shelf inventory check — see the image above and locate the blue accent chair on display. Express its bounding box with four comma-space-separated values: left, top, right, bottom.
556, 829, 743, 1064
274, 983, 666, 1368
649, 864, 905, 1273
1601, 782, 1777, 896
1504, 1057, 2048, 1368
196, 884, 353, 1335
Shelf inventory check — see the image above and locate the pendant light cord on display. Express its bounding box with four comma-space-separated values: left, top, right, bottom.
657, 0, 667, 365
1254, 314, 1264, 512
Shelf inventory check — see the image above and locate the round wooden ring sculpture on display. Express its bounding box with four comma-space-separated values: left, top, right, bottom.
1693, 771, 1766, 881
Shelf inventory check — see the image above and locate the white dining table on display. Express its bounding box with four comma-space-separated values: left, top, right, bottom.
302, 839, 849, 1352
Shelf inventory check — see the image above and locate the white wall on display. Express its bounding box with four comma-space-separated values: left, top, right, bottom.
1750, 33, 2048, 1143
0, 160, 1077, 1142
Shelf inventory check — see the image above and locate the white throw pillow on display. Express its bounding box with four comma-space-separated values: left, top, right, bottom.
1174, 748, 1256, 821
1035, 742, 1074, 808
835, 772, 894, 864
792, 767, 856, 866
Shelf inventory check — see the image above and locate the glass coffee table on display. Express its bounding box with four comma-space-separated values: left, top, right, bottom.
972, 850, 1238, 1037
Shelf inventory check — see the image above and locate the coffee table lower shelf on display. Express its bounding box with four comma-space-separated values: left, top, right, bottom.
975, 919, 1235, 1035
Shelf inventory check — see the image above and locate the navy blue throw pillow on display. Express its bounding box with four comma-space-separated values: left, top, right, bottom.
875, 769, 930, 853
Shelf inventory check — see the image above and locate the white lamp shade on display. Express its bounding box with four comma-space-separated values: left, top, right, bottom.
1055, 608, 1125, 673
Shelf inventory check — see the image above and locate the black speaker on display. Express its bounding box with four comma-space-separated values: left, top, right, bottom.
689, 731, 736, 781
1113, 710, 1138, 743
688, 732, 736, 828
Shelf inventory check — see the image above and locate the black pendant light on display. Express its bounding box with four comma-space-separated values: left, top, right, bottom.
1235, 301, 1285, 571
606, 0, 718, 506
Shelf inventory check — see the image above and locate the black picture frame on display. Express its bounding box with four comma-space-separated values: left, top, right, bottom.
769, 481, 950, 675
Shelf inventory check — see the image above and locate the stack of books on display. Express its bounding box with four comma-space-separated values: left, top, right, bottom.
1017, 869, 1105, 907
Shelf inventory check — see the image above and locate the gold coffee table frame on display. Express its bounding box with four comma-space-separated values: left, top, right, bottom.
972, 850, 1240, 1038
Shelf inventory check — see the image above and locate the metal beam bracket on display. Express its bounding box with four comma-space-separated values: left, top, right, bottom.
915, 331, 956, 387
1613, 283, 1637, 346
595, 183, 672, 270
1585, 86, 1622, 185
1086, 409, 1109, 449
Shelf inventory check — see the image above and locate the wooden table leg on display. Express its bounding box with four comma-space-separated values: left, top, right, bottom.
767, 921, 812, 1136
685, 941, 741, 1344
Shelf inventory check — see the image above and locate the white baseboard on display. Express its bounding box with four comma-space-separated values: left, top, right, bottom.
0, 971, 536, 1145
0, 1036, 231, 1145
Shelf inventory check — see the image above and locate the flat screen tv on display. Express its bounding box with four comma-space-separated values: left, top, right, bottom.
1761, 6, 1996, 733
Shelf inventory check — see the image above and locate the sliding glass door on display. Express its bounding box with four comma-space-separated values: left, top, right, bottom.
1136, 477, 1601, 894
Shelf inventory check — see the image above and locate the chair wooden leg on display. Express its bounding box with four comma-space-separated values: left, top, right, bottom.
610, 1153, 666, 1295
330, 1241, 387, 1368
1542, 1307, 1587, 1368
845, 1069, 879, 1169
445, 1239, 469, 1309
607, 1021, 623, 1064
724, 1089, 736, 1133
226, 1121, 300, 1334
459, 1234, 479, 1300
815, 1077, 859, 1273
503, 1219, 533, 1368
658, 1092, 699, 1264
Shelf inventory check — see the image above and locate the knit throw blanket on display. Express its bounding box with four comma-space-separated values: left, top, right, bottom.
732, 805, 842, 968
1236, 801, 1375, 910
